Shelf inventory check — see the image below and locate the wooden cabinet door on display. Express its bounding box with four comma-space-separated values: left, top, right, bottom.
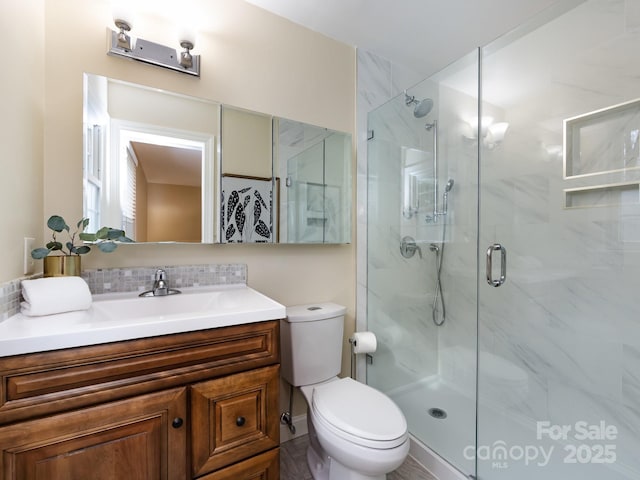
190, 365, 279, 477
198, 449, 279, 480
0, 388, 187, 480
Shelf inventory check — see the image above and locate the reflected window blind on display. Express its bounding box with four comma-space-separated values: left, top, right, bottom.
122, 146, 136, 238
84, 124, 103, 232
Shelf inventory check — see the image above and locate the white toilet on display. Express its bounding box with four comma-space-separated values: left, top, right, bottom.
281, 303, 410, 480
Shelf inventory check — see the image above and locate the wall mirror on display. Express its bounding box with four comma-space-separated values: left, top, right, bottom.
83, 74, 352, 245
83, 73, 219, 243
219, 106, 274, 243
274, 118, 352, 243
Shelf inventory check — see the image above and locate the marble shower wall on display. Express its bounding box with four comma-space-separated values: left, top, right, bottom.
360, 43, 481, 393
356, 49, 425, 381
366, 93, 440, 390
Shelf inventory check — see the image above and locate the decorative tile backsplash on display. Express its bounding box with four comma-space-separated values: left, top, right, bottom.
81, 264, 247, 294
0, 278, 23, 320
0, 264, 247, 320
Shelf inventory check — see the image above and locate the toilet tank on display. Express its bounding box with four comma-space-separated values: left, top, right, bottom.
281, 303, 347, 386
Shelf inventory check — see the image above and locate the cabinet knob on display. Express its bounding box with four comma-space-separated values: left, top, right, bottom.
172, 417, 184, 428
236, 416, 246, 427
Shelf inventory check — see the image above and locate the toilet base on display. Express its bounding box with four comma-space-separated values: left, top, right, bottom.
307, 440, 330, 480
305, 414, 391, 480
306, 445, 387, 480
327, 458, 387, 480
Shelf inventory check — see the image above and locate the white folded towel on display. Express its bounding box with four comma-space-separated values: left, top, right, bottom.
21, 276, 92, 316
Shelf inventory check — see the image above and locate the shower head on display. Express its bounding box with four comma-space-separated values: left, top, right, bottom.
404, 92, 434, 118
445, 178, 454, 193
413, 98, 434, 118
442, 178, 454, 215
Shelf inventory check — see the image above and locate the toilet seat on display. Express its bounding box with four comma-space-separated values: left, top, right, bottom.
311, 377, 408, 449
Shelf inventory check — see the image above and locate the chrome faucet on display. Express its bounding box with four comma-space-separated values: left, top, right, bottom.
152, 269, 169, 296
139, 269, 181, 297
400, 236, 422, 259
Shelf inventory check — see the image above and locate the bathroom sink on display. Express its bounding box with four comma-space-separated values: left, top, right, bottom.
92, 286, 282, 323
0, 284, 286, 357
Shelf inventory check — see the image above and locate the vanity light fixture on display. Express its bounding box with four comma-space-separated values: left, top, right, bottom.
179, 41, 195, 69
107, 19, 200, 77
114, 19, 132, 50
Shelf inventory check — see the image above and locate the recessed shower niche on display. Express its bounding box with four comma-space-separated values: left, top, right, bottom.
564, 98, 640, 179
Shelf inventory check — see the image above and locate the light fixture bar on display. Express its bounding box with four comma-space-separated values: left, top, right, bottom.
107, 28, 200, 77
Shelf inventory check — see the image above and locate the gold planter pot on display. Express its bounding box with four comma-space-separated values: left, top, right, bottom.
43, 255, 81, 277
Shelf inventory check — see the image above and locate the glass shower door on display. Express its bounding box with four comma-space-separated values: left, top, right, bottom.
367, 50, 479, 475
477, 1, 640, 478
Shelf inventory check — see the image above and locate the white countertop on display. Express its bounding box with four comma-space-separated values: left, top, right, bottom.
0, 284, 286, 358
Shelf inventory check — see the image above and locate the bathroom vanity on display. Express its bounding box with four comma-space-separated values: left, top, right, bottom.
0, 285, 283, 480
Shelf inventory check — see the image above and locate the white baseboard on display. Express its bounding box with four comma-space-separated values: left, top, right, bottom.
280, 413, 309, 443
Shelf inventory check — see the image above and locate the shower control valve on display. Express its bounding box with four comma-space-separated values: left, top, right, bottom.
400, 236, 422, 259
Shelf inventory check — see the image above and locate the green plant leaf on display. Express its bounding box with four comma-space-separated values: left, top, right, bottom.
46, 241, 63, 251
31, 248, 50, 259
47, 215, 68, 233
95, 226, 110, 239
77, 217, 90, 230
106, 228, 126, 240
97, 241, 117, 253
117, 235, 134, 243
36, 217, 131, 256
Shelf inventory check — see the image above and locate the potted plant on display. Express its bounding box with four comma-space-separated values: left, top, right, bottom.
31, 215, 133, 277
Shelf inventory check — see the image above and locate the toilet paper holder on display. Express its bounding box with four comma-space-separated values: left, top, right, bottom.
349, 333, 376, 380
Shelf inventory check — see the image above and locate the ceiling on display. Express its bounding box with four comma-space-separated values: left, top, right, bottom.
243, 0, 565, 76
131, 142, 202, 187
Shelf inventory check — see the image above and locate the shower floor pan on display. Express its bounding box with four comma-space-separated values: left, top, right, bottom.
388, 376, 632, 480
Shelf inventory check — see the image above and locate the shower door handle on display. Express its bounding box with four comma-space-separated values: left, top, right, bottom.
486, 244, 507, 287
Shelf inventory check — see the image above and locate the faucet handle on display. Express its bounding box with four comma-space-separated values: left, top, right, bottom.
155, 269, 166, 281
400, 236, 422, 259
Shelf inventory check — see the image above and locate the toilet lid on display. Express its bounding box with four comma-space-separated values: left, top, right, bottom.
312, 377, 407, 445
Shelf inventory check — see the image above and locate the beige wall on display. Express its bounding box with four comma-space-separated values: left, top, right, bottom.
0, 1, 45, 283
108, 80, 219, 134
38, 0, 356, 392
222, 107, 272, 178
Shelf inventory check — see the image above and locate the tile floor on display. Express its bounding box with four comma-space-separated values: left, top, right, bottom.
280, 435, 438, 480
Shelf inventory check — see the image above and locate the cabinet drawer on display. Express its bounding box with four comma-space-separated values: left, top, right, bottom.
197, 448, 279, 480
191, 365, 279, 477
0, 321, 279, 425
